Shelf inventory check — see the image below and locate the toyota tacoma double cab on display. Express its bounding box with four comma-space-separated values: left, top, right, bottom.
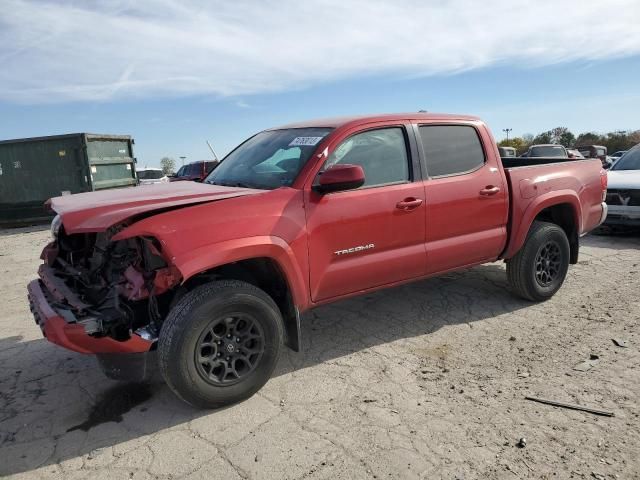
28, 113, 608, 408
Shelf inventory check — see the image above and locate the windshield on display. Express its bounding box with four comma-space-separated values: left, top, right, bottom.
205, 127, 333, 189
530, 146, 566, 157
138, 169, 164, 180
175, 165, 186, 177
612, 147, 640, 171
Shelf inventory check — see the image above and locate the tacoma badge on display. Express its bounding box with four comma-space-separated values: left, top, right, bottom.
334, 243, 375, 256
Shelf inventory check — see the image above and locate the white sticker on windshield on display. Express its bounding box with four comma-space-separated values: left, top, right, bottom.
289, 136, 323, 147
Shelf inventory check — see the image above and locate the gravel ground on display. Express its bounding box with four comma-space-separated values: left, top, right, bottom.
0, 226, 638, 480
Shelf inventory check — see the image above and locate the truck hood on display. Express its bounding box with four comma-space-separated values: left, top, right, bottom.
607, 170, 640, 190
50, 182, 263, 233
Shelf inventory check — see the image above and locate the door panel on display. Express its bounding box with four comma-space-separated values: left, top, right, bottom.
423, 167, 507, 274
305, 124, 426, 302
416, 124, 509, 274
306, 182, 426, 301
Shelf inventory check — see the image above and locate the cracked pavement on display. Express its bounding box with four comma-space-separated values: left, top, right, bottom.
1, 226, 639, 479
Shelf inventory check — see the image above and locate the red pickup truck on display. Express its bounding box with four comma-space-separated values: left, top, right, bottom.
28, 113, 608, 408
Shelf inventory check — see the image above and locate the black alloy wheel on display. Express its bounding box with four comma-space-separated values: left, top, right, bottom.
195, 314, 265, 386
534, 240, 562, 287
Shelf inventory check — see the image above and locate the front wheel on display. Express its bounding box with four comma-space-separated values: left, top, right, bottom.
158, 280, 284, 408
506, 221, 570, 301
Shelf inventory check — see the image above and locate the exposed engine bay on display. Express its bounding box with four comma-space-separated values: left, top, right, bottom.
41, 223, 181, 343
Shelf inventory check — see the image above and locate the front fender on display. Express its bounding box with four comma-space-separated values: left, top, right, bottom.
503, 190, 582, 259
172, 235, 309, 310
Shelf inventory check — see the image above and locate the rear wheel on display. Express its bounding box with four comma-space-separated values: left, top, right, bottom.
158, 280, 283, 408
507, 221, 570, 301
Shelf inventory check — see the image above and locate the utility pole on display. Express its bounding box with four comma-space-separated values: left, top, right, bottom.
502, 128, 512, 142
206, 141, 219, 161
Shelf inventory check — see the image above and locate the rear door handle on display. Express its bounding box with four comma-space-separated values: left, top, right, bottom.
479, 186, 500, 196
396, 198, 423, 210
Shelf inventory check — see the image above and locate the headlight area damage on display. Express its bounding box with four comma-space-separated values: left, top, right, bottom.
27, 225, 181, 356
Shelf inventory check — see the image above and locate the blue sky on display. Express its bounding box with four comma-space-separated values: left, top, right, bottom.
2, 1, 640, 167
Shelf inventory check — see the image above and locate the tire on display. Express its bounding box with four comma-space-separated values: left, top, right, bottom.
506, 221, 570, 302
158, 280, 284, 408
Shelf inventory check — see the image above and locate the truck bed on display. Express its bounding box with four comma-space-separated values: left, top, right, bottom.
500, 157, 605, 259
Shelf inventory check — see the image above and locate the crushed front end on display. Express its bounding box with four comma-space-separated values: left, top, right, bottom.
27, 218, 182, 358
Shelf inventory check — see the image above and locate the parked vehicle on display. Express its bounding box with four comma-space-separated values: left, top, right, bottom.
170, 160, 218, 182
27, 113, 607, 408
577, 145, 608, 167
0, 133, 136, 225
137, 167, 169, 185
610, 150, 627, 161
608, 150, 627, 168
498, 146, 516, 157
526, 144, 568, 158
604, 144, 640, 227
567, 149, 585, 159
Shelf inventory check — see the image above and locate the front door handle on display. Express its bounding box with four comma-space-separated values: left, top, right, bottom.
396, 198, 423, 210
479, 186, 500, 196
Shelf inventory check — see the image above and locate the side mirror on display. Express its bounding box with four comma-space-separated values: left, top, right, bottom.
313, 164, 365, 194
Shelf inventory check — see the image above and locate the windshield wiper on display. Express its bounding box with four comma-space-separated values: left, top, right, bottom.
229, 182, 255, 188
208, 180, 256, 189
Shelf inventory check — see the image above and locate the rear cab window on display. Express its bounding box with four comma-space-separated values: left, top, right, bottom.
529, 145, 566, 157
138, 170, 164, 180
417, 125, 485, 177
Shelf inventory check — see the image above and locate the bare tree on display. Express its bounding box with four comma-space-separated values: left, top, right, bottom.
160, 157, 176, 175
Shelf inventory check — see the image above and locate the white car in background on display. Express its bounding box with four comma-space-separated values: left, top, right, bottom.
137, 167, 169, 185
604, 145, 640, 228
610, 150, 628, 161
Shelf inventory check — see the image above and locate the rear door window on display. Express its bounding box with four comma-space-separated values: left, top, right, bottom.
418, 126, 485, 177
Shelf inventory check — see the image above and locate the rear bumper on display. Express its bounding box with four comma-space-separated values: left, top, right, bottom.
597, 201, 608, 227
27, 279, 153, 354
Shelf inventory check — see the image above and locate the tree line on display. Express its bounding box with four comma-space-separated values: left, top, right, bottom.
498, 127, 640, 155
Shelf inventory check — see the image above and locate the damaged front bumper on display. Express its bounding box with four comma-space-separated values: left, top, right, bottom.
27, 278, 153, 355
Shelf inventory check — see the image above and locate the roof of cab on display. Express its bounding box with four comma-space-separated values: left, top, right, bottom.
269, 112, 482, 130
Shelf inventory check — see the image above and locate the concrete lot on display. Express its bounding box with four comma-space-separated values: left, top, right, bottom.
0, 227, 638, 479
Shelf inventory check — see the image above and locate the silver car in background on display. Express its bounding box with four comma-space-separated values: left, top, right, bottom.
604, 145, 640, 227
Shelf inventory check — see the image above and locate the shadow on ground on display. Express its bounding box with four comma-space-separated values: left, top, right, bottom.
0, 227, 640, 475
2, 227, 638, 476
0, 224, 50, 237
0, 262, 537, 476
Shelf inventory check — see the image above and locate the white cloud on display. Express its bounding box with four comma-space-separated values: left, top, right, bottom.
1, 0, 639, 103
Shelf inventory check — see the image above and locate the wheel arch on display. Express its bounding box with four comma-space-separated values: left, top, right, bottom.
532, 203, 580, 264
504, 192, 582, 263
172, 236, 307, 351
